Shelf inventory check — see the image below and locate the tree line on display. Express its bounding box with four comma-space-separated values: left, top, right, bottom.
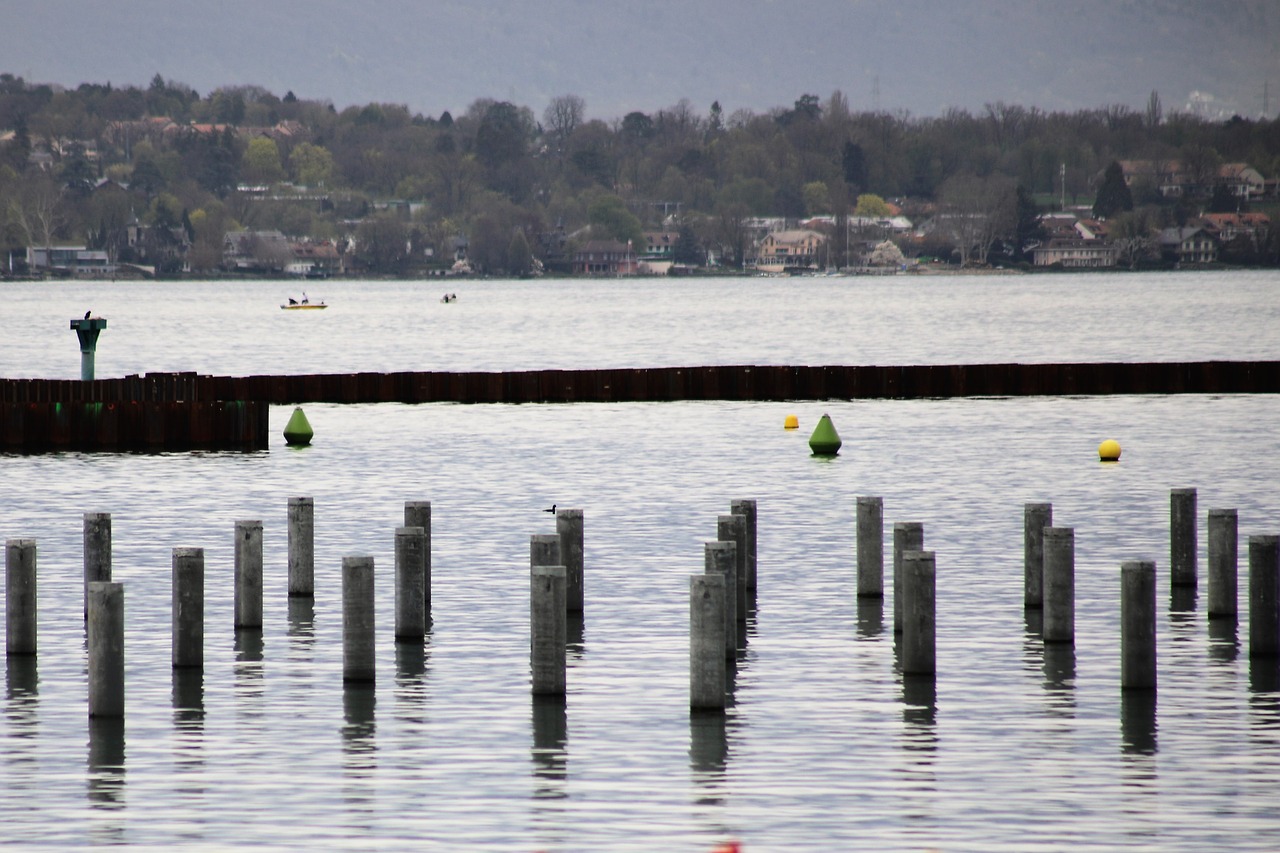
2, 73, 1279, 274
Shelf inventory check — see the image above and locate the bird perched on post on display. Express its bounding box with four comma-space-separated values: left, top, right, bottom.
84, 310, 91, 319
543, 504, 556, 514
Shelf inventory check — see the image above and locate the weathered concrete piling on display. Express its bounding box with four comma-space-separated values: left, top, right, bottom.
342, 556, 376, 683
901, 550, 936, 674
234, 520, 263, 629
1043, 527, 1075, 644
555, 508, 585, 614
394, 526, 427, 640
893, 522, 924, 634
1024, 503, 1052, 608
717, 514, 748, 622
1121, 560, 1158, 689
404, 501, 432, 614
5, 539, 37, 655
1248, 535, 1279, 659
856, 496, 884, 598
730, 499, 757, 593
1207, 508, 1238, 619
87, 581, 125, 716
530, 564, 567, 696
172, 548, 204, 668
690, 574, 727, 710
704, 540, 737, 657
1171, 488, 1198, 588
83, 512, 111, 618
288, 497, 315, 597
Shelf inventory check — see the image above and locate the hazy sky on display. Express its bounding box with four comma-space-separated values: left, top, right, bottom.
3, 0, 1276, 120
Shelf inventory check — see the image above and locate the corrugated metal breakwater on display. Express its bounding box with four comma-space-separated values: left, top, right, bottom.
0, 372, 267, 453
2, 361, 1277, 452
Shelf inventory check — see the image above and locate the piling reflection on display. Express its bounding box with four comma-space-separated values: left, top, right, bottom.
287, 596, 316, 649
87, 716, 126, 811
5, 655, 39, 736
234, 628, 265, 719
1042, 643, 1077, 714
171, 667, 205, 731
1169, 586, 1197, 617
567, 615, 585, 662
531, 696, 568, 801
342, 683, 377, 765
394, 636, 429, 726
1021, 609, 1044, 679
1120, 689, 1158, 757
1248, 657, 1280, 743
1208, 616, 1240, 665
856, 597, 885, 639
901, 673, 938, 755
689, 710, 729, 807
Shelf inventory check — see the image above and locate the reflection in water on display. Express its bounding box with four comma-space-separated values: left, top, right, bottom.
1249, 658, 1280, 744
856, 597, 885, 639
1121, 689, 1158, 757
1169, 586, 1197, 617
531, 696, 568, 799
1208, 617, 1240, 665
87, 716, 126, 813
1042, 643, 1077, 716
5, 655, 39, 738
394, 637, 429, 726
287, 597, 316, 650
567, 615, 585, 662
234, 629, 266, 719
1021, 609, 1044, 680
689, 710, 729, 807
341, 684, 377, 822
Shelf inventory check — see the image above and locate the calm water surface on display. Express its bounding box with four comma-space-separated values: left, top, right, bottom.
2, 273, 1279, 851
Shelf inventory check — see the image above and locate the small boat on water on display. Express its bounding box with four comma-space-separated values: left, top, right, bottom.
281, 293, 327, 310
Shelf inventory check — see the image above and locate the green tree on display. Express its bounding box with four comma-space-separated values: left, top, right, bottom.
587, 194, 643, 247
242, 137, 285, 184
1092, 161, 1133, 219
288, 142, 335, 187
854, 193, 891, 217
802, 181, 831, 215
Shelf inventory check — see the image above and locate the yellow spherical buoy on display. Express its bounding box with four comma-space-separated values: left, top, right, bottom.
1098, 438, 1121, 462
783, 414, 799, 430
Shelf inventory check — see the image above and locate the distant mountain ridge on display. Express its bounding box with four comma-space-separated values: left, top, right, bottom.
4, 0, 1276, 120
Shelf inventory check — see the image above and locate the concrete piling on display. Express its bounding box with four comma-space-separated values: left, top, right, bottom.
901, 550, 936, 675
531, 534, 561, 572
234, 520, 263, 629
1170, 488, 1197, 588
730, 499, 757, 593
690, 574, 727, 710
83, 512, 111, 618
1042, 527, 1075, 644
1024, 503, 1052, 608
394, 526, 427, 640
856, 496, 884, 598
342, 556, 376, 683
172, 547, 204, 668
556, 508, 585, 614
704, 540, 737, 656
530, 564, 567, 696
288, 497, 315, 597
1121, 560, 1157, 690
404, 502, 432, 614
87, 581, 125, 717
893, 522, 924, 634
717, 514, 748, 621
5, 539, 37, 655
1248, 535, 1279, 659
1207, 509, 1238, 619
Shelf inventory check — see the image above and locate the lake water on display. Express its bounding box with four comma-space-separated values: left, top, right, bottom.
2, 272, 1280, 851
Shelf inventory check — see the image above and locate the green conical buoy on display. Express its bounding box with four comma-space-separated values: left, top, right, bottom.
283, 406, 314, 446
808, 413, 841, 456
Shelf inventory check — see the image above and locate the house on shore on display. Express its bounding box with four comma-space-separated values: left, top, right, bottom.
572, 240, 637, 275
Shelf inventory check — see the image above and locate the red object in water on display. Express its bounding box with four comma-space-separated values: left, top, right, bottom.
710, 843, 741, 853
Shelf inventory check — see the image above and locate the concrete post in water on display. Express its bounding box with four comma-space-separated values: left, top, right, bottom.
901, 550, 936, 675
172, 547, 204, 668
87, 581, 125, 717
394, 526, 426, 640
1170, 488, 1197, 588
730, 499, 758, 592
1121, 560, 1157, 689
1207, 508, 1238, 619
404, 501, 432, 615
1042, 527, 1075, 644
6, 539, 37, 655
530, 564, 567, 696
717, 514, 748, 620
1248, 535, 1279, 659
83, 512, 111, 618
690, 573, 727, 710
705, 540, 737, 656
531, 534, 561, 572
556, 508, 585, 613
856, 496, 884, 598
342, 556, 376, 683
893, 522, 924, 634
1024, 503, 1052, 608
234, 520, 263, 629
69, 316, 107, 381
288, 497, 314, 597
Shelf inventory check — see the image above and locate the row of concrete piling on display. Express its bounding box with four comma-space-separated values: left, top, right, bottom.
4, 490, 1279, 718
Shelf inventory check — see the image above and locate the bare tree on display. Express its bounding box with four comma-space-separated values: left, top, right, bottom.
938, 173, 1016, 265
543, 94, 585, 151
8, 174, 66, 256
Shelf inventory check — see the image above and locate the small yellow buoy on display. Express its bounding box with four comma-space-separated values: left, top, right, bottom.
784, 414, 799, 430
1099, 438, 1121, 462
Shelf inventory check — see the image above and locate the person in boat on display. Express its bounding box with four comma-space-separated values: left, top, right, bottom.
301, 292, 309, 305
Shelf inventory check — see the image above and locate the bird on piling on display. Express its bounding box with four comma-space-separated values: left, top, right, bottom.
543, 504, 556, 514
84, 310, 91, 319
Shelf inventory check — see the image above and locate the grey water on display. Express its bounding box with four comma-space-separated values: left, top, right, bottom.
2, 272, 1279, 851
